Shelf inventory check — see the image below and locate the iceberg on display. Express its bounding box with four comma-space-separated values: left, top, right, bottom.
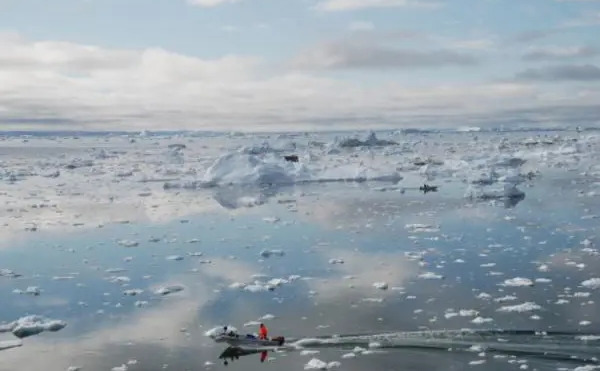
0, 315, 67, 338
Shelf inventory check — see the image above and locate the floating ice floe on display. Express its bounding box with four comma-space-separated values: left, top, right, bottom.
497, 302, 541, 313
0, 315, 67, 338
472, 317, 493, 324
494, 295, 517, 302
405, 224, 440, 233
117, 240, 139, 247
155, 285, 184, 296
0, 269, 21, 278
581, 278, 600, 290
373, 282, 388, 290
13, 286, 41, 296
108, 276, 131, 284
260, 249, 285, 258
123, 289, 143, 296
166, 255, 184, 261
502, 277, 534, 287
304, 358, 341, 370
418, 272, 444, 280
328, 259, 344, 265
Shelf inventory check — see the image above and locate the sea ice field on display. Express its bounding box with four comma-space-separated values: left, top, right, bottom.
1, 129, 600, 371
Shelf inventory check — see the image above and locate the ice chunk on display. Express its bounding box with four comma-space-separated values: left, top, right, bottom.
494, 295, 517, 302
304, 358, 340, 370
117, 240, 139, 247
260, 314, 276, 320
503, 277, 534, 287
14, 286, 41, 296
497, 302, 541, 313
0, 269, 21, 278
341, 353, 356, 359
581, 278, 600, 290
108, 276, 130, 284
405, 224, 440, 233
111, 365, 128, 371
418, 272, 444, 280
328, 259, 344, 264
123, 289, 143, 296
472, 317, 493, 324
0, 315, 67, 338
301, 350, 320, 356
260, 249, 285, 258
166, 255, 184, 261
155, 285, 184, 296
459, 309, 478, 317
469, 360, 486, 365
373, 282, 388, 290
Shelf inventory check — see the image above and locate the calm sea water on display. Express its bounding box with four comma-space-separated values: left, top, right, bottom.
1, 131, 599, 370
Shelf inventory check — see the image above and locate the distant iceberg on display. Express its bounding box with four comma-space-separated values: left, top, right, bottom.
338, 132, 397, 148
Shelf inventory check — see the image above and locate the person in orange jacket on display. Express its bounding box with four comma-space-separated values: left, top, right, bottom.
258, 323, 268, 340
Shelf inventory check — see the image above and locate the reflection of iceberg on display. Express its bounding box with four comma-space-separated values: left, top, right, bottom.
465, 183, 526, 208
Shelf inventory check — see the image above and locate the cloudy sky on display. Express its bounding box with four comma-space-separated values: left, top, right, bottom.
0, 0, 599, 131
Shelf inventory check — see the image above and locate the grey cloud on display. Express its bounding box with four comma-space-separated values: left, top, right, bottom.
522, 46, 599, 61
292, 41, 478, 70
516, 64, 600, 81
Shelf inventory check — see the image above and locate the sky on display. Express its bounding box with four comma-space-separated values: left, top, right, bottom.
0, 0, 599, 132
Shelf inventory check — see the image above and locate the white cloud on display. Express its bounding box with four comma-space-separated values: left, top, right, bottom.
187, 0, 240, 7
1, 32, 598, 131
315, 0, 441, 11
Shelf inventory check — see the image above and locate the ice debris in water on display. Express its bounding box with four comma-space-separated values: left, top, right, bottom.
405, 224, 440, 233
373, 282, 388, 290
0, 315, 66, 338
155, 285, 184, 296
123, 289, 143, 296
581, 278, 600, 290
418, 272, 444, 280
497, 302, 541, 313
13, 286, 41, 296
111, 365, 128, 371
117, 240, 139, 247
166, 255, 184, 261
502, 277, 534, 287
66, 367, 81, 371
260, 249, 285, 258
328, 259, 344, 265
0, 269, 21, 278
304, 358, 341, 370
